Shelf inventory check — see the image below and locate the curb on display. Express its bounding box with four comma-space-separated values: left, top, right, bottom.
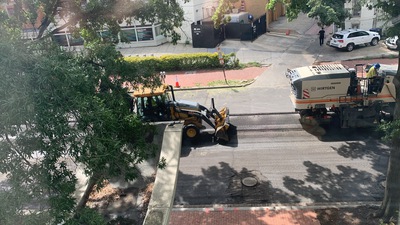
265, 31, 300, 39
172, 77, 258, 91
172, 201, 381, 212
268, 28, 301, 36
314, 53, 399, 64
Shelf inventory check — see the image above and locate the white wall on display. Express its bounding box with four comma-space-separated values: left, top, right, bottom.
344, 0, 380, 30
174, 0, 219, 44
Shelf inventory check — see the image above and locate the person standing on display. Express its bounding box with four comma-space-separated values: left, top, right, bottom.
318, 27, 325, 46
366, 63, 380, 78
366, 63, 381, 93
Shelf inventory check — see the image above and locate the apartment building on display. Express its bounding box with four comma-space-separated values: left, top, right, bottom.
344, 0, 383, 32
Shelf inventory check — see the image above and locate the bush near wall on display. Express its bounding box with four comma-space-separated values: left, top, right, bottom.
124, 52, 239, 72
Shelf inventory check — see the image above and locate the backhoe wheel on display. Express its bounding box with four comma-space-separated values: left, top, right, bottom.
183, 124, 200, 140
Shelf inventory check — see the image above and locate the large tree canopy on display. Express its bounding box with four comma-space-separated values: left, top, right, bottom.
0, 0, 185, 43
0, 0, 178, 224
0, 28, 163, 224
0, 33, 165, 225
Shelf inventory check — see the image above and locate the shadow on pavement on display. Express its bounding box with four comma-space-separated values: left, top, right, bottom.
174, 162, 299, 206
283, 160, 385, 203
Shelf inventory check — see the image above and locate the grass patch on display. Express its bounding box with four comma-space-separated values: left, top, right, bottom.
235, 62, 262, 69
244, 62, 262, 67
386, 54, 398, 58
207, 79, 254, 86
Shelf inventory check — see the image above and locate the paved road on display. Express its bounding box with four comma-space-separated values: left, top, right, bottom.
174, 114, 388, 206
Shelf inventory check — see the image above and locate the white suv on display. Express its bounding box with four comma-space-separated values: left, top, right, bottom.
327, 29, 380, 52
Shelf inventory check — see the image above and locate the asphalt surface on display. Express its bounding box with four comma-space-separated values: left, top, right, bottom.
176, 114, 388, 206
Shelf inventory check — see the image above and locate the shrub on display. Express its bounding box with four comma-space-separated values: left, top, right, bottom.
124, 52, 239, 72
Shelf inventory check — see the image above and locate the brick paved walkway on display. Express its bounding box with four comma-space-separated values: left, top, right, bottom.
165, 67, 267, 88
169, 207, 320, 225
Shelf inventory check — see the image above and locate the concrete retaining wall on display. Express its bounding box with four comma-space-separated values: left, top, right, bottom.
143, 123, 183, 225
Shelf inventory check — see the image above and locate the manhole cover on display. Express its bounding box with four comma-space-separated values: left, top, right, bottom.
241, 177, 258, 187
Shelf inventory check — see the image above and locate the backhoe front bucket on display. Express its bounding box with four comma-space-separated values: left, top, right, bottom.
214, 107, 230, 142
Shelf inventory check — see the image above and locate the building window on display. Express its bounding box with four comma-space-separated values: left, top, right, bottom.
52, 34, 69, 46
120, 28, 137, 42
137, 27, 154, 41
154, 25, 161, 36
99, 30, 118, 43
52, 33, 84, 46
52, 24, 162, 47
352, 0, 361, 17
67, 34, 84, 46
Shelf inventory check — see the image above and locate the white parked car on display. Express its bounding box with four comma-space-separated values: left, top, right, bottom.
327, 29, 381, 52
384, 36, 398, 50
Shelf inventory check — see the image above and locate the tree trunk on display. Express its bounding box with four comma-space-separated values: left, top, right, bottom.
75, 173, 101, 213
393, 52, 400, 120
377, 146, 400, 223
37, 17, 52, 39
378, 49, 400, 223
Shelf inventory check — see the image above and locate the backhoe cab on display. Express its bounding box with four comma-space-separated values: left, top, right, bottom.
131, 84, 231, 143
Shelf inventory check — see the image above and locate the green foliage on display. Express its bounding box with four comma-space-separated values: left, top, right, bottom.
267, 0, 350, 27
0, 190, 52, 225
212, 0, 240, 29
243, 61, 262, 67
107, 216, 138, 225
124, 52, 239, 71
2, 0, 184, 44
65, 208, 107, 225
136, 0, 185, 44
379, 121, 400, 145
208, 79, 254, 86
0, 27, 160, 223
374, 0, 400, 38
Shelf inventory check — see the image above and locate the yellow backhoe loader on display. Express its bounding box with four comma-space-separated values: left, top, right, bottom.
131, 84, 232, 143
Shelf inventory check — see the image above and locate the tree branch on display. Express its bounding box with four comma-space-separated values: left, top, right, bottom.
75, 172, 102, 212
5, 133, 34, 168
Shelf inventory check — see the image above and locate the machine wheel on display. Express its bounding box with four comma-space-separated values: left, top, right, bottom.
346, 43, 354, 52
183, 124, 200, 140
299, 109, 311, 117
370, 38, 379, 46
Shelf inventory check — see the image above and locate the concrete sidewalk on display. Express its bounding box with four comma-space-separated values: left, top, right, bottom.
118, 13, 319, 61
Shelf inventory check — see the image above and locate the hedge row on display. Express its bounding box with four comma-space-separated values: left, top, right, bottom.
124, 52, 239, 72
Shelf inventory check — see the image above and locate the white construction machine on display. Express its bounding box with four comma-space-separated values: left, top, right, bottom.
286, 63, 398, 128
